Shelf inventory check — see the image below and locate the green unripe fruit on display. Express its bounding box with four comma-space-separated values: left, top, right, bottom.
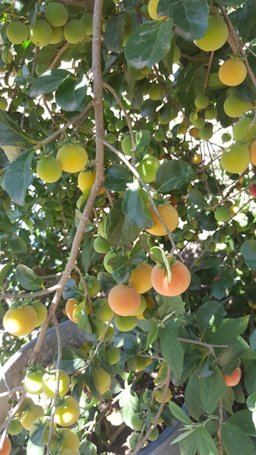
131, 413, 143, 431
1, 50, 13, 64
0, 98, 8, 110
233, 118, 256, 143
64, 19, 87, 44
36, 156, 62, 183
129, 356, 152, 372
30, 20, 53, 47
193, 117, 205, 129
50, 27, 64, 44
87, 275, 101, 297
148, 427, 159, 441
154, 129, 165, 142
214, 205, 233, 223
114, 315, 137, 332
103, 251, 116, 273
107, 347, 121, 365
220, 143, 250, 174
115, 119, 124, 131
8, 419, 23, 435
148, 83, 163, 101
224, 94, 252, 118
45, 2, 68, 27
194, 94, 209, 110
198, 123, 213, 140
136, 154, 160, 183
6, 21, 28, 44
80, 13, 93, 36
204, 106, 217, 120
222, 133, 231, 143
93, 237, 110, 253
94, 298, 114, 322
105, 325, 115, 341
195, 16, 228, 52
121, 134, 133, 156
128, 432, 141, 450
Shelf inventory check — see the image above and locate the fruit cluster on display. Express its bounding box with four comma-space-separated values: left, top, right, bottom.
3, 301, 47, 337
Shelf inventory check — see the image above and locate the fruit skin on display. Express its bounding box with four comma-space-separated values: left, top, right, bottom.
146, 205, 179, 236
151, 261, 191, 297
136, 155, 160, 183
94, 298, 114, 322
77, 170, 95, 193
45, 2, 68, 27
103, 250, 117, 274
107, 347, 121, 365
194, 94, 209, 110
30, 20, 53, 47
148, 0, 167, 20
133, 295, 147, 316
65, 298, 79, 323
24, 369, 45, 394
93, 236, 110, 254
3, 305, 37, 337
250, 139, 256, 165
6, 21, 28, 44
148, 427, 159, 441
218, 59, 247, 87
0, 437, 11, 455
57, 144, 88, 173
214, 205, 232, 223
220, 143, 250, 174
131, 414, 143, 431
64, 19, 87, 44
21, 404, 44, 430
249, 183, 256, 197
59, 429, 80, 453
108, 284, 141, 316
223, 367, 241, 387
54, 396, 80, 427
195, 16, 228, 52
8, 419, 23, 436
128, 356, 152, 372
114, 315, 137, 332
128, 263, 153, 294
42, 369, 70, 398
30, 301, 48, 327
50, 27, 64, 44
94, 366, 111, 395
233, 118, 256, 143
121, 134, 132, 156
0, 98, 8, 110
154, 388, 172, 403
148, 83, 163, 101
224, 94, 252, 118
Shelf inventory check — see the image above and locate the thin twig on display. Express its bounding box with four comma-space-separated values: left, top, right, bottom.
74, 264, 93, 314
203, 51, 214, 91
48, 42, 70, 70
0, 386, 24, 398
0, 391, 26, 441
0, 284, 59, 301
218, 399, 224, 455
178, 337, 228, 357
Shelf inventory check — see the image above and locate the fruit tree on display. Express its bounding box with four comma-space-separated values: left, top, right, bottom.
0, 0, 256, 454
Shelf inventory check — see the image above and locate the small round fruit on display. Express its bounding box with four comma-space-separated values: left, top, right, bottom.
233, 118, 256, 143
30, 20, 53, 47
224, 95, 252, 118
107, 347, 121, 365
128, 356, 152, 372
133, 295, 147, 316
222, 133, 232, 143
151, 261, 191, 297
59, 428, 80, 452
148, 0, 167, 20
87, 276, 100, 297
93, 237, 110, 254
148, 427, 159, 441
194, 94, 209, 110
204, 106, 217, 120
220, 143, 250, 174
0, 98, 8, 110
192, 153, 202, 165
136, 155, 160, 183
214, 205, 232, 223
94, 367, 111, 395
108, 284, 141, 316
50, 27, 64, 44
223, 367, 241, 387
198, 123, 213, 140
64, 19, 87, 44
55, 396, 80, 427
21, 404, 44, 431
128, 263, 153, 294
114, 315, 137, 332
45, 2, 68, 27
24, 369, 45, 394
65, 298, 79, 324
148, 83, 163, 101
131, 414, 143, 431
195, 16, 228, 52
128, 432, 140, 450
94, 298, 114, 322
121, 134, 133, 156
146, 205, 179, 236
42, 370, 70, 398
77, 170, 95, 193
8, 419, 23, 436
6, 21, 28, 44
250, 139, 256, 165
3, 305, 37, 337
103, 251, 117, 274
218, 59, 247, 87
0, 437, 11, 455
154, 388, 172, 403
57, 144, 88, 173
30, 301, 48, 327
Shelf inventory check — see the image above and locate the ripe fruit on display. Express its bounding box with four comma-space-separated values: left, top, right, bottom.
55, 396, 80, 427
148, 83, 163, 101
21, 404, 44, 430
30, 20, 53, 47
77, 170, 95, 193
224, 94, 252, 118
50, 27, 64, 44
136, 155, 160, 183
24, 368, 44, 394
151, 261, 191, 296
64, 19, 87, 44
42, 370, 70, 398
6, 21, 28, 44
93, 236, 110, 254
3, 305, 37, 337
57, 144, 88, 173
121, 134, 133, 156
108, 284, 141, 316
107, 347, 121, 365
214, 205, 233, 223
128, 262, 153, 294
94, 367, 111, 395
133, 295, 147, 316
223, 367, 241, 387
194, 94, 209, 110
250, 140, 256, 165
8, 419, 23, 436
249, 183, 256, 197
218, 59, 247, 87
94, 298, 114, 322
195, 16, 228, 52
114, 315, 137, 332
146, 205, 179, 236
148, 0, 167, 20
65, 298, 79, 323
220, 143, 250, 174
30, 301, 48, 327
58, 429, 80, 453
192, 153, 202, 165
233, 118, 256, 143
45, 2, 68, 27
0, 437, 11, 455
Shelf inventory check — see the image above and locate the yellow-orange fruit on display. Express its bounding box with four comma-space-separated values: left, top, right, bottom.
65, 298, 79, 323
146, 205, 179, 236
218, 59, 247, 86
151, 261, 191, 297
3, 305, 37, 337
0, 437, 11, 455
108, 284, 141, 316
223, 367, 241, 387
128, 263, 153, 294
195, 16, 228, 52
148, 0, 167, 21
56, 144, 88, 173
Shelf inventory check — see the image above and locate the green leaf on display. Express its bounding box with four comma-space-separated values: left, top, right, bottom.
160, 320, 184, 379
199, 366, 226, 414
105, 15, 125, 53
106, 199, 141, 247
222, 386, 235, 414
81, 235, 94, 274
196, 300, 225, 334
222, 422, 256, 455
16, 264, 43, 291
135, 129, 151, 155
109, 255, 131, 283
177, 430, 198, 455
27, 421, 48, 455
149, 247, 171, 281
240, 240, 256, 270
0, 262, 12, 289
55, 75, 88, 112
29, 69, 71, 97
197, 427, 218, 455
77, 305, 93, 335
156, 160, 194, 193
3, 150, 33, 206
158, 0, 209, 39
185, 372, 203, 420
245, 361, 256, 394
205, 316, 249, 344
217, 0, 244, 4
119, 386, 139, 428
122, 182, 152, 229
57, 347, 87, 374
62, 279, 79, 300
104, 164, 132, 191
0, 111, 32, 147
247, 392, 256, 412
169, 401, 192, 425
146, 323, 159, 348
80, 440, 97, 455
156, 295, 185, 318
125, 19, 173, 69
228, 410, 256, 436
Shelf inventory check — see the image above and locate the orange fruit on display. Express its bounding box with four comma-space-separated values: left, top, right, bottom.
223, 367, 241, 387
65, 298, 79, 323
218, 58, 247, 86
108, 284, 141, 316
151, 261, 191, 296
0, 437, 11, 455
146, 205, 179, 236
128, 263, 153, 294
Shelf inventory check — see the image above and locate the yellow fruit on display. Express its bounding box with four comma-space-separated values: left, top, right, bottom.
94, 367, 111, 395
3, 305, 37, 337
0, 98, 8, 110
57, 144, 88, 173
59, 429, 80, 453
54, 397, 80, 427
154, 388, 172, 403
148, 83, 163, 100
192, 153, 202, 165
64, 19, 87, 44
218, 59, 247, 86
36, 156, 62, 183
45, 2, 68, 27
21, 404, 44, 431
148, 0, 167, 20
30, 20, 53, 47
128, 263, 153, 294
77, 170, 95, 192
146, 205, 179, 236
220, 143, 250, 174
30, 301, 48, 327
195, 16, 228, 51
6, 21, 28, 44
223, 94, 252, 118
42, 370, 70, 398
194, 94, 209, 110
50, 27, 64, 44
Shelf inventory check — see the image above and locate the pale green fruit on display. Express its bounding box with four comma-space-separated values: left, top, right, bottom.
220, 143, 250, 174
194, 94, 209, 110
121, 134, 133, 156
50, 27, 64, 44
148, 83, 163, 100
94, 298, 114, 322
114, 315, 137, 332
6, 21, 28, 44
204, 106, 217, 120
195, 16, 228, 51
224, 94, 253, 118
80, 13, 93, 36
214, 205, 233, 222
0, 98, 8, 110
36, 156, 62, 183
45, 2, 68, 27
233, 117, 256, 143
136, 154, 160, 183
64, 19, 87, 44
107, 347, 121, 365
30, 20, 53, 47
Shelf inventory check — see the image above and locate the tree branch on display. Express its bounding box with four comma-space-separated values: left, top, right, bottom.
0, 284, 59, 301
48, 42, 70, 70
